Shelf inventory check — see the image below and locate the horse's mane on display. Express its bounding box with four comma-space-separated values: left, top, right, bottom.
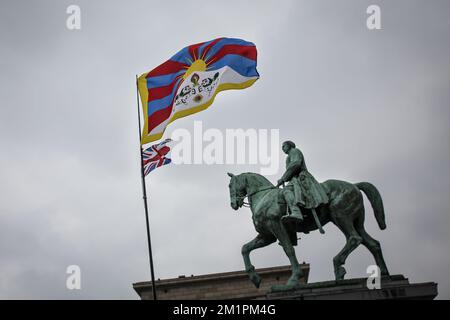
240, 172, 274, 187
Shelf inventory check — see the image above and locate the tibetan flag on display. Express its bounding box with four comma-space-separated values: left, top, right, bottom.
137, 37, 259, 145
142, 139, 172, 176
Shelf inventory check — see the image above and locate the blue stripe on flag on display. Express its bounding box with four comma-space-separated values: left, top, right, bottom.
147, 70, 185, 89
197, 39, 216, 59
169, 46, 191, 64
147, 78, 183, 116
208, 54, 259, 78
205, 38, 254, 62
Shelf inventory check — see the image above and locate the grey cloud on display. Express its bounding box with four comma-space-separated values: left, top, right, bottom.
0, 0, 449, 299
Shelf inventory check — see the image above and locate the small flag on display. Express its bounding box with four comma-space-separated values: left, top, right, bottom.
142, 139, 172, 176
137, 37, 259, 144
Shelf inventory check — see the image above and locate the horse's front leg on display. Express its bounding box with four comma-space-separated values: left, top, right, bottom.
269, 220, 303, 288
242, 234, 276, 288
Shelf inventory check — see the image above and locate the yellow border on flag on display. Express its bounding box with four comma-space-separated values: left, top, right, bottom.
137, 75, 258, 146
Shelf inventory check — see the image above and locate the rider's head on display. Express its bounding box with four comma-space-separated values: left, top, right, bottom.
282, 140, 295, 154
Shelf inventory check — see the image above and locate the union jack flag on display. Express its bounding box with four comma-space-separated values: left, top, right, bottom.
142, 139, 172, 176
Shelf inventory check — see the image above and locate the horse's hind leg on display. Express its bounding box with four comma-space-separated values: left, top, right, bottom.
354, 216, 389, 276
333, 220, 363, 281
242, 234, 276, 288
269, 220, 303, 288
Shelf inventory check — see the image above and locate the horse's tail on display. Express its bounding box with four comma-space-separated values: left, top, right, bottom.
355, 182, 386, 230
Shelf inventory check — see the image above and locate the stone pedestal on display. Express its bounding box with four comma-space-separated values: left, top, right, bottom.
133, 264, 310, 300
264, 275, 438, 300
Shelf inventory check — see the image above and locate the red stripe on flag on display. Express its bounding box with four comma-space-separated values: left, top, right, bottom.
147, 79, 180, 102
158, 146, 170, 156
147, 60, 187, 78
188, 42, 203, 61
147, 106, 173, 133
201, 38, 224, 60
211, 44, 257, 63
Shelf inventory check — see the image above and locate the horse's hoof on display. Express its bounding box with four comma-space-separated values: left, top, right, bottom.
335, 266, 346, 281
287, 279, 300, 288
249, 272, 262, 288
270, 282, 302, 293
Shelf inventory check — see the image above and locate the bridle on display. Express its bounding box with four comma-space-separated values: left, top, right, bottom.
235, 186, 277, 208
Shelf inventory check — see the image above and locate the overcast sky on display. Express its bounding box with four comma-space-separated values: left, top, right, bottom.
1, 0, 449, 299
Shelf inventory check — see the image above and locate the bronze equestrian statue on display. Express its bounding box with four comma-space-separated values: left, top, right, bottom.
227, 140, 389, 290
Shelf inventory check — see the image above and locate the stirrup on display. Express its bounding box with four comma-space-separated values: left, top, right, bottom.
290, 213, 304, 221
282, 212, 304, 223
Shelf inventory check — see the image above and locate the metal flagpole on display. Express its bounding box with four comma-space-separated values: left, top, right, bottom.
135, 75, 158, 300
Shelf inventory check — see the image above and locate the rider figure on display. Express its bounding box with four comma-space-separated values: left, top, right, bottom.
276, 141, 329, 223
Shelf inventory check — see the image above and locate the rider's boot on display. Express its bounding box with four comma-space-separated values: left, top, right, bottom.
289, 206, 304, 222
282, 190, 304, 223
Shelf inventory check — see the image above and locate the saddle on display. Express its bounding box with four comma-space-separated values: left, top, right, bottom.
277, 191, 311, 218
277, 189, 313, 239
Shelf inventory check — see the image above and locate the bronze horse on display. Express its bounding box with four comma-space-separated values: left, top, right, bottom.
227, 172, 389, 289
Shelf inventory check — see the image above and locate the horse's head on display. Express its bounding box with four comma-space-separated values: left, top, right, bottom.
227, 172, 247, 210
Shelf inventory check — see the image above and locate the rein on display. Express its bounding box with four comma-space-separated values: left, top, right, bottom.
237, 186, 277, 208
